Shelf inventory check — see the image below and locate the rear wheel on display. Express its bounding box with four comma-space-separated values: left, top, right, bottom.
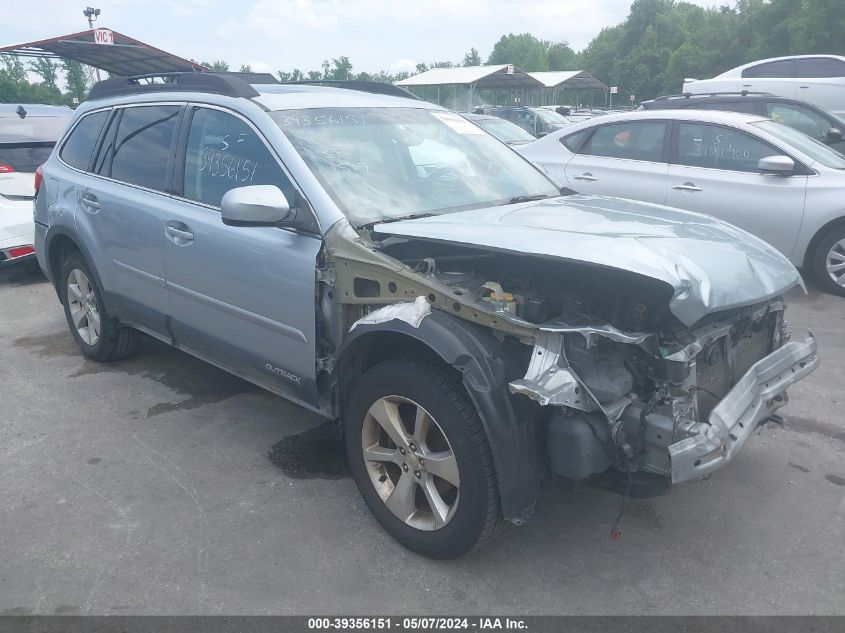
812, 225, 845, 297
61, 251, 139, 361
345, 356, 502, 559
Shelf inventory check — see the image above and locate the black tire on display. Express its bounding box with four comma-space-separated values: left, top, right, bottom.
345, 355, 502, 559
811, 224, 845, 297
60, 250, 140, 362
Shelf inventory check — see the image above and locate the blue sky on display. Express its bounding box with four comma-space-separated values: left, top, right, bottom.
3, 0, 721, 76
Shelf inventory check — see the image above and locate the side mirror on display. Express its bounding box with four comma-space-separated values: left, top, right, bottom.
220, 185, 294, 226
827, 127, 842, 142
757, 155, 795, 175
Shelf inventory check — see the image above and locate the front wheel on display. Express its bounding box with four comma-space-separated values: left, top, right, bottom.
812, 225, 845, 297
345, 356, 502, 559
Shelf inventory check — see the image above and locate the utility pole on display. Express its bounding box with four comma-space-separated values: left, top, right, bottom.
83, 7, 102, 81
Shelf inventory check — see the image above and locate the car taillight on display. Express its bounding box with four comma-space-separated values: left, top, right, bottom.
0, 164, 14, 173
8, 246, 35, 258
34, 164, 44, 195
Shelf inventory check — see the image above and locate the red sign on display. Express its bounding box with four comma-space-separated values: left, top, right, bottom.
94, 29, 114, 45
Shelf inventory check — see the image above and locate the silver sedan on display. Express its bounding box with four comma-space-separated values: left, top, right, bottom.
517, 109, 845, 296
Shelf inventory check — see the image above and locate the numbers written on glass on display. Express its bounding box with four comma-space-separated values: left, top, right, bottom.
692, 133, 752, 160
276, 112, 365, 127
198, 146, 259, 182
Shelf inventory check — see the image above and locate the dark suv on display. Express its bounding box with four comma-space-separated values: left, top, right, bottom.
640, 92, 845, 154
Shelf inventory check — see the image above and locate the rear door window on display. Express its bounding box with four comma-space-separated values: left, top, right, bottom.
181, 107, 296, 208
583, 121, 666, 162
676, 123, 778, 172
795, 57, 845, 78
94, 105, 179, 191
59, 110, 109, 171
742, 59, 795, 79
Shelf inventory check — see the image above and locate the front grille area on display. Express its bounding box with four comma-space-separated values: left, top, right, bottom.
695, 315, 775, 420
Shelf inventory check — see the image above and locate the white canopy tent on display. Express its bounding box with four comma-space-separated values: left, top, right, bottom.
527, 71, 609, 107
395, 64, 543, 111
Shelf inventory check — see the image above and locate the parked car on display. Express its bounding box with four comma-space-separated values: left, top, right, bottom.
462, 113, 537, 146
35, 74, 817, 558
0, 104, 71, 268
683, 55, 845, 117
517, 109, 845, 296
641, 92, 845, 154
473, 106, 573, 138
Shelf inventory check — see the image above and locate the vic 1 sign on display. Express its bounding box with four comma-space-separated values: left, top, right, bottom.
94, 29, 114, 45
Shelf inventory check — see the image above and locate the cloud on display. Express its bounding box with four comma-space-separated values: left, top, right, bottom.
247, 60, 276, 74
391, 58, 418, 73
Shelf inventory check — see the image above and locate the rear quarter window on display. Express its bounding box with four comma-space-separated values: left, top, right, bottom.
59, 110, 109, 171
560, 129, 590, 152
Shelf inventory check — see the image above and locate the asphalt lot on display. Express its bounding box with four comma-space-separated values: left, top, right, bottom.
1, 264, 843, 616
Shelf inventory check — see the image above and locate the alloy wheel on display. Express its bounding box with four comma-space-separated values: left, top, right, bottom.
826, 238, 845, 288
66, 268, 100, 345
361, 395, 460, 531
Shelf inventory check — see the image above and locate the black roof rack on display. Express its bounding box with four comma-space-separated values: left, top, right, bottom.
88, 72, 260, 101
282, 80, 421, 101
649, 90, 774, 101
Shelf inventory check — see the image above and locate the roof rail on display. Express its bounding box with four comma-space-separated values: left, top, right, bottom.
649, 90, 774, 101
283, 80, 421, 101
88, 72, 260, 101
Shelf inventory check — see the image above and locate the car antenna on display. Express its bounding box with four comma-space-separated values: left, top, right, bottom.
16, 105, 27, 119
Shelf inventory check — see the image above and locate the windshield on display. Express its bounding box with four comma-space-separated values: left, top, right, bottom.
473, 118, 536, 144
534, 109, 572, 126
751, 119, 845, 169
271, 107, 559, 226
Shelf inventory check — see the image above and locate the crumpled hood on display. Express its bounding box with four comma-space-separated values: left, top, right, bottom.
375, 195, 803, 327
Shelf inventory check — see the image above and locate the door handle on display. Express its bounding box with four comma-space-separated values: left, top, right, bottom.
573, 172, 599, 181
165, 224, 194, 243
673, 183, 702, 192
799, 85, 809, 89
80, 193, 100, 211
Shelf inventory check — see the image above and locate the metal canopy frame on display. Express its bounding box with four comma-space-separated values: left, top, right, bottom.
0, 28, 207, 76
396, 65, 544, 111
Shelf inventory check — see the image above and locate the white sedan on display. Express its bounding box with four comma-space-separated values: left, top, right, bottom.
1, 104, 71, 269
516, 109, 845, 296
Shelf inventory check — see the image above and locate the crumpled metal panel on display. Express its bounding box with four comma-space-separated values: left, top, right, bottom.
375, 195, 804, 327
669, 335, 818, 483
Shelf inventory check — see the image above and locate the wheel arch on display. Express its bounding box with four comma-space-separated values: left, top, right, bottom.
802, 215, 845, 270
334, 309, 543, 525
44, 227, 110, 310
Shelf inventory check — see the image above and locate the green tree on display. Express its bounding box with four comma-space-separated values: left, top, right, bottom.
62, 59, 91, 103
29, 58, 60, 91
487, 33, 549, 71
547, 42, 578, 71
462, 48, 482, 67
239, 64, 252, 73
328, 56, 353, 80
201, 60, 229, 72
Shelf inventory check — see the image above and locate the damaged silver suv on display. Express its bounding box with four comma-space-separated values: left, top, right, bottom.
34, 74, 818, 559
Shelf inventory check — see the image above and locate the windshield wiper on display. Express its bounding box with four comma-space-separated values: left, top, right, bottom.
363, 212, 438, 230
508, 193, 550, 204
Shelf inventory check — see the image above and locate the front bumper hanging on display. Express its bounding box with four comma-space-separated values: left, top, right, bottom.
669, 335, 818, 484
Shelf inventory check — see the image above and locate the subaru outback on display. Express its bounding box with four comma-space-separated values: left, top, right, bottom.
34, 74, 818, 559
